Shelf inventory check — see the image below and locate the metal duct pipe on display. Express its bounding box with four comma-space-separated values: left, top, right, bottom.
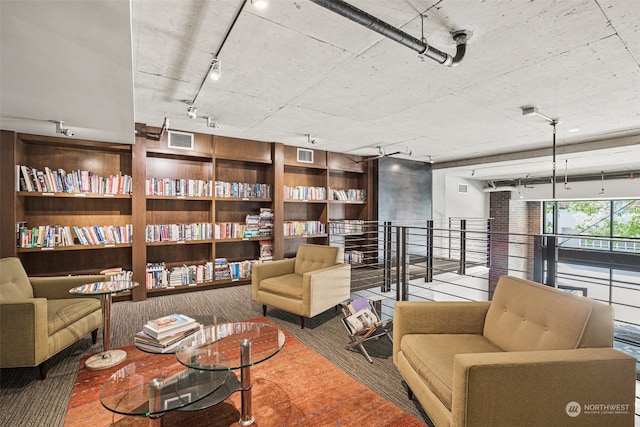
310, 0, 469, 66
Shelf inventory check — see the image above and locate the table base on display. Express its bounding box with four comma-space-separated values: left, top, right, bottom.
85, 349, 127, 370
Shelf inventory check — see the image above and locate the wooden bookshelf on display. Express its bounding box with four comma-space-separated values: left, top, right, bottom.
1, 128, 372, 301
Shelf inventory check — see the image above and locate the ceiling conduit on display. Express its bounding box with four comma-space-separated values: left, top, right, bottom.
309, 0, 469, 66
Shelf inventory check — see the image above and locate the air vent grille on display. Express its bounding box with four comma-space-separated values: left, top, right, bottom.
458, 184, 468, 194
297, 148, 314, 164
168, 131, 194, 150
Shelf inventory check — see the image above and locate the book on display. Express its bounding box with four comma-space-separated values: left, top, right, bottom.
143, 314, 196, 339
134, 326, 201, 354
135, 324, 201, 350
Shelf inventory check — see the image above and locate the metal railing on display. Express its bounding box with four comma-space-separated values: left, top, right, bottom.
328, 219, 640, 346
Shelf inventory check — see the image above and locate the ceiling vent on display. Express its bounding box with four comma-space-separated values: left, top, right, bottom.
168, 131, 194, 150
297, 148, 314, 164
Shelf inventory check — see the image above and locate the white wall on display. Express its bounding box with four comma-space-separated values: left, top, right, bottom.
432, 171, 489, 224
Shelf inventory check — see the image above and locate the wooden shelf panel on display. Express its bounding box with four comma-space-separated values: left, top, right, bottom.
146, 239, 214, 247
17, 243, 132, 252
17, 192, 131, 199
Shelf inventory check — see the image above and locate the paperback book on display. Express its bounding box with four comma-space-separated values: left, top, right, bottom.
143, 313, 197, 339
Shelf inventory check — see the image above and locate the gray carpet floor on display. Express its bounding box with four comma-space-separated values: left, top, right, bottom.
0, 284, 431, 427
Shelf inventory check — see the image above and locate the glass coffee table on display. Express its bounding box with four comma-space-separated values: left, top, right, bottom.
101, 357, 231, 426
175, 321, 286, 426
69, 280, 139, 369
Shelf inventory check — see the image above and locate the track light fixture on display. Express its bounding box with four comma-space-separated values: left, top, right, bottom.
187, 104, 198, 119
209, 58, 221, 80
52, 120, 74, 137
306, 133, 317, 145
205, 116, 218, 128
251, 0, 268, 9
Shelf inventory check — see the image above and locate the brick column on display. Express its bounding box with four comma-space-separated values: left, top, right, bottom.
489, 191, 510, 298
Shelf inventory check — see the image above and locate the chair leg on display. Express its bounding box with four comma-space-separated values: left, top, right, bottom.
39, 360, 49, 380
407, 385, 413, 400
91, 328, 98, 344
262, 305, 267, 317
300, 316, 304, 329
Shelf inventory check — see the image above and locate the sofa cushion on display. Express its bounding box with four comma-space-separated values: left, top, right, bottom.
47, 298, 101, 336
294, 244, 339, 275
259, 274, 303, 299
401, 334, 502, 410
0, 257, 34, 301
484, 276, 593, 352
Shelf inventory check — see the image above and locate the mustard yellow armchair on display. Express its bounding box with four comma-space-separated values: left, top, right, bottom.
252, 244, 350, 328
0, 257, 104, 379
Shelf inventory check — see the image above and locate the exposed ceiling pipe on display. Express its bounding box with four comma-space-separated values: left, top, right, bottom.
309, 0, 469, 66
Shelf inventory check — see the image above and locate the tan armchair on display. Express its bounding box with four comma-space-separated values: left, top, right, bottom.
0, 257, 104, 379
252, 244, 351, 328
393, 276, 636, 427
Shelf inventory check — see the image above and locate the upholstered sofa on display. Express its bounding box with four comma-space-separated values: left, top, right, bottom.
0, 257, 104, 378
393, 275, 636, 427
252, 244, 350, 328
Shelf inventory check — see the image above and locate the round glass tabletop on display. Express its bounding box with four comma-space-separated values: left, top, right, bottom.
100, 355, 230, 417
69, 280, 138, 296
175, 322, 285, 371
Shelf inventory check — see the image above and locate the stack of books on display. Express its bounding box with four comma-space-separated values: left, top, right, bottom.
134, 313, 201, 353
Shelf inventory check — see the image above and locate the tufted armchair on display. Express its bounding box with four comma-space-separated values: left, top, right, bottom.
252, 244, 351, 328
0, 257, 104, 379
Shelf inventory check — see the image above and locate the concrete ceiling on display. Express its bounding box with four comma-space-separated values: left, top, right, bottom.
1, 0, 639, 183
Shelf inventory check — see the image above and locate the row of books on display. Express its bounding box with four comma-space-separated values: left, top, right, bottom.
329, 219, 365, 235
214, 257, 267, 280
146, 262, 214, 289
284, 186, 327, 201
214, 181, 272, 199
146, 178, 213, 197
283, 221, 326, 237
344, 250, 364, 264
135, 314, 202, 353
17, 165, 132, 195
17, 224, 132, 248
146, 223, 213, 243
329, 188, 366, 201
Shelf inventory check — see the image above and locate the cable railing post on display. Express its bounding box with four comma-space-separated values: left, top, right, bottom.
533, 234, 544, 283
426, 220, 433, 283
486, 218, 492, 267
459, 219, 467, 275
395, 225, 402, 301
545, 235, 557, 287
401, 226, 408, 301
383, 221, 392, 292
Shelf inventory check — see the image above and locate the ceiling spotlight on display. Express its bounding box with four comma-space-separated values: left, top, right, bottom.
251, 0, 268, 9
52, 120, 74, 137
187, 104, 198, 119
209, 59, 221, 81
306, 133, 317, 145
206, 117, 218, 128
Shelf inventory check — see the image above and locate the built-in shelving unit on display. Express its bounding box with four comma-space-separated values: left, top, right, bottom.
1, 128, 372, 301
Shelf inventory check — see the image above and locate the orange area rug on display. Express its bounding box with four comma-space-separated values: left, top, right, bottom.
64, 320, 424, 426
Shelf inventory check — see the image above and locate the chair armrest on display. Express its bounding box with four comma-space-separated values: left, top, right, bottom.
451, 348, 636, 426
304, 263, 351, 315
251, 259, 296, 299
30, 274, 106, 300
0, 299, 49, 366
393, 301, 491, 364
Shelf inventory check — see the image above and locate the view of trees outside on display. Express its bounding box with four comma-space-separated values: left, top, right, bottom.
544, 200, 640, 251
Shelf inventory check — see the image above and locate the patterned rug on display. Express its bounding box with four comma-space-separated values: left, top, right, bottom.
64, 318, 424, 427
